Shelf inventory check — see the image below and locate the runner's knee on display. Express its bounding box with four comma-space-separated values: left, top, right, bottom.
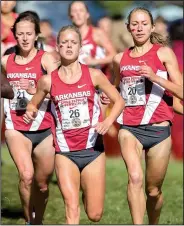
87, 208, 103, 222
128, 171, 143, 187
38, 183, 49, 193
20, 170, 34, 187
146, 187, 162, 199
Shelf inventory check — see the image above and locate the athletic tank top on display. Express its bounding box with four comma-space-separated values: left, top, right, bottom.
50, 64, 102, 152
117, 44, 174, 126
78, 26, 97, 64
4, 50, 52, 131
1, 13, 18, 45
78, 26, 111, 79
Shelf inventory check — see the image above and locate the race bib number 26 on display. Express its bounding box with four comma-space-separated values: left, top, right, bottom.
59, 97, 90, 130
121, 76, 146, 106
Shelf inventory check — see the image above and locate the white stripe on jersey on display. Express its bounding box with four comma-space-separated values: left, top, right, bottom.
117, 81, 124, 124
4, 99, 14, 129
86, 93, 101, 148
140, 70, 167, 125
30, 99, 49, 131
54, 107, 69, 153
117, 112, 123, 124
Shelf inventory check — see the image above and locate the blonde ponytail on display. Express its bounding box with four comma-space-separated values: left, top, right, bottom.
150, 32, 169, 46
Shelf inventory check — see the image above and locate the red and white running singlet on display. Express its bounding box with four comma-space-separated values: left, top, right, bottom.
78, 26, 98, 64
50, 64, 102, 152
78, 25, 111, 80
4, 50, 52, 131
117, 44, 174, 126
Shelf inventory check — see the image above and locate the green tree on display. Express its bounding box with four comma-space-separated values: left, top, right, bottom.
98, 1, 133, 16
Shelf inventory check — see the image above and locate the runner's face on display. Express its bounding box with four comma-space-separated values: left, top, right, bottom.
70, 2, 89, 27
15, 21, 37, 52
58, 30, 81, 61
1, 1, 16, 14
129, 11, 154, 45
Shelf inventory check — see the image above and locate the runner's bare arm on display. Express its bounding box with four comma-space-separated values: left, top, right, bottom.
27, 52, 60, 96
158, 46, 183, 114
173, 97, 183, 115
23, 75, 51, 123
27, 75, 51, 110
158, 46, 183, 86
112, 52, 123, 87
99, 52, 123, 105
148, 75, 183, 100
1, 56, 14, 99
90, 68, 125, 125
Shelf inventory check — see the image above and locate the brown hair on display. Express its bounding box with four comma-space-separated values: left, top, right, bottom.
12, 11, 40, 37
68, 1, 92, 25
57, 25, 82, 45
127, 7, 169, 46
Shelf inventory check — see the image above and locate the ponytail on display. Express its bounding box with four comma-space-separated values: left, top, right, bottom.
150, 32, 169, 46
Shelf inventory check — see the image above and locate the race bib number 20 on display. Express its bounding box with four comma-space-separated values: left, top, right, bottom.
59, 97, 90, 130
121, 76, 146, 106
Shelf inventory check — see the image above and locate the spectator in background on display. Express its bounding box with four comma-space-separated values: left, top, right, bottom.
97, 16, 113, 38
169, 19, 183, 73
40, 19, 57, 51
154, 16, 169, 39
111, 14, 134, 53
1, 0, 17, 54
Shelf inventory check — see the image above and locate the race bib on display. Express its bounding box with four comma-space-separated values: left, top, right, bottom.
59, 97, 90, 130
121, 76, 146, 106
10, 89, 28, 110
9, 80, 35, 110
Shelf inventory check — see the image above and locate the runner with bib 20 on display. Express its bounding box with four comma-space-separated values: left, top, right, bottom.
113, 7, 183, 225
23, 25, 125, 224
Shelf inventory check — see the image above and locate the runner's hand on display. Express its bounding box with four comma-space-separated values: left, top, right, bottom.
23, 110, 37, 124
138, 65, 155, 81
94, 118, 112, 135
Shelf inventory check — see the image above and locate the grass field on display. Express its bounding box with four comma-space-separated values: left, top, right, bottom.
1, 145, 183, 225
